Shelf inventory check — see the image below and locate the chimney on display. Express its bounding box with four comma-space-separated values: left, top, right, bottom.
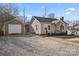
60, 17, 64, 21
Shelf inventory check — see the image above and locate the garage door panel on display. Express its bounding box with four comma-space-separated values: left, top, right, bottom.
8, 24, 21, 34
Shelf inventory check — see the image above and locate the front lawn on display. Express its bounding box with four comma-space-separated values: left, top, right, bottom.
71, 40, 79, 43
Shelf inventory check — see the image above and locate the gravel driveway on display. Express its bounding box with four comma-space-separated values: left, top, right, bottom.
0, 35, 79, 56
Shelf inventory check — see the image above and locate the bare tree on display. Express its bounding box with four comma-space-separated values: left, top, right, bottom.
65, 20, 73, 26
0, 3, 19, 22
7, 3, 19, 16
72, 20, 79, 26
0, 4, 19, 15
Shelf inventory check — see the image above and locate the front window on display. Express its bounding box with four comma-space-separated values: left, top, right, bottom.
45, 27, 47, 31
48, 25, 50, 30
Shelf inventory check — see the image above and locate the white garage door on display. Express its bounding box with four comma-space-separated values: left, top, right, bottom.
8, 24, 21, 34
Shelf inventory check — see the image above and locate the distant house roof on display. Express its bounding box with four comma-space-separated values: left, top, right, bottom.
33, 16, 58, 23
73, 24, 79, 27
68, 25, 79, 32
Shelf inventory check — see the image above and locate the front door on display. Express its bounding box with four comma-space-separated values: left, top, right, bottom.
60, 25, 64, 33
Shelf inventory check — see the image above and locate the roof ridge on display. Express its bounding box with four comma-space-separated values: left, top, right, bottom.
33, 16, 57, 19
32, 16, 58, 23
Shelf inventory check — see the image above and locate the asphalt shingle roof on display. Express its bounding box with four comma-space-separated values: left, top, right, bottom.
33, 16, 58, 22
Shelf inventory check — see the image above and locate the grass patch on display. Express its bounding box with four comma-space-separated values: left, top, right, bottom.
72, 40, 79, 43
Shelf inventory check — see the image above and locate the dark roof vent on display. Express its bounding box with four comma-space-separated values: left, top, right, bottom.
60, 17, 64, 21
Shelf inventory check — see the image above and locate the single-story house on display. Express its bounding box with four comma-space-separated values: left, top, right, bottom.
0, 18, 25, 35
30, 16, 68, 35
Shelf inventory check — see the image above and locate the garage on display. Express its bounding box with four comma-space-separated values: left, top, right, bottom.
4, 19, 24, 35
8, 24, 22, 34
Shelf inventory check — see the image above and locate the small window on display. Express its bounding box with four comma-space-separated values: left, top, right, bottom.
45, 27, 47, 30
48, 25, 50, 30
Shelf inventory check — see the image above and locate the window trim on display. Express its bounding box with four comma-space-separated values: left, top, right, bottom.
48, 25, 50, 30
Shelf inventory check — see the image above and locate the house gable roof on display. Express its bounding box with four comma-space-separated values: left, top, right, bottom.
31, 16, 68, 25
33, 16, 58, 23
4, 18, 23, 25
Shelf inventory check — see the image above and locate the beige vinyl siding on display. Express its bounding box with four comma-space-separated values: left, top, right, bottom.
41, 21, 67, 34
30, 17, 68, 35
41, 23, 54, 34
56, 21, 67, 33
31, 19, 41, 34
51, 24, 56, 33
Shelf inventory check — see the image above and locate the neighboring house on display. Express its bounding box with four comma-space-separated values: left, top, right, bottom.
0, 18, 25, 35
67, 24, 79, 35
73, 24, 79, 30
72, 24, 79, 35
30, 16, 68, 35
67, 26, 76, 35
